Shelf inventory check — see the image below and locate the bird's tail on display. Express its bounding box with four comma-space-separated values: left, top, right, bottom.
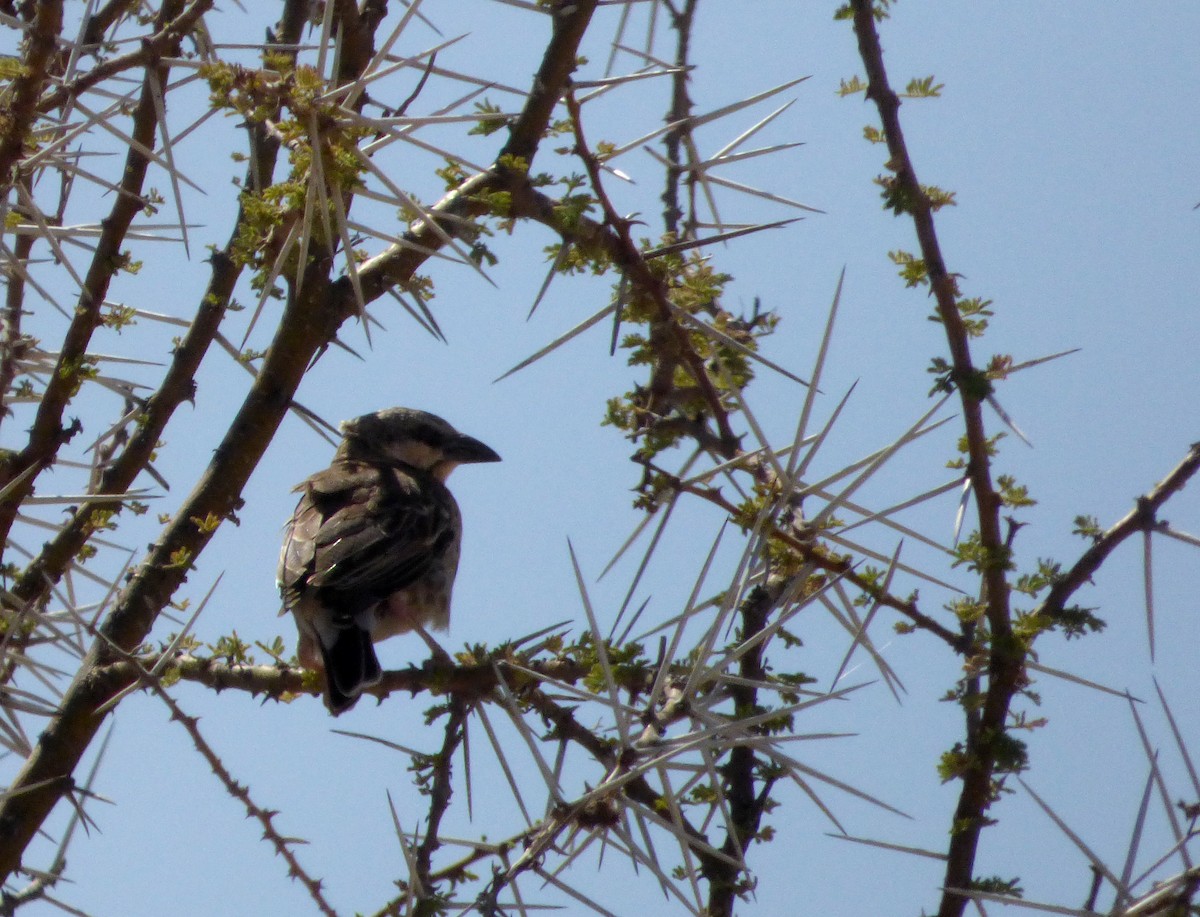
319, 625, 383, 715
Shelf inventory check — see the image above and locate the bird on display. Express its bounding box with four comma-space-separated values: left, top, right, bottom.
278, 407, 501, 715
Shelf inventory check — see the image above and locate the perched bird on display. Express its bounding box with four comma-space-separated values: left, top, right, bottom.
279, 407, 500, 714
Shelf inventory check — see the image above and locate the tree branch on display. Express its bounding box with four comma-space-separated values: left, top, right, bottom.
152, 682, 337, 917
564, 90, 739, 455
0, 3, 600, 882
1037, 442, 1200, 620
0, 1, 63, 178
0, 0, 188, 548
37, 1, 216, 114
5, 1, 309, 637
847, 5, 1020, 914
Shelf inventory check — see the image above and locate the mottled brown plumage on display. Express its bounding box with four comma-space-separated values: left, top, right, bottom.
279, 408, 500, 714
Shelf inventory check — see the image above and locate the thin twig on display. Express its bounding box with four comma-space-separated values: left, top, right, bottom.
1035, 443, 1200, 622
150, 683, 337, 917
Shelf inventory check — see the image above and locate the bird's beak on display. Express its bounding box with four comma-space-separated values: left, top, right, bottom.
448, 434, 501, 465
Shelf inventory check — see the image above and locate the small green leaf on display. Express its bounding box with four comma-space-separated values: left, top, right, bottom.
902, 75, 944, 98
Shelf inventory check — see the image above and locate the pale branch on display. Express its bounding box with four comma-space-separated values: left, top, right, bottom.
0, 868, 64, 916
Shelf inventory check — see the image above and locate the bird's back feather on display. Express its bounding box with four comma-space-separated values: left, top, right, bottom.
278, 459, 461, 714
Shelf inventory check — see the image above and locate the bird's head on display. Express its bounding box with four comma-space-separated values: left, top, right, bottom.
336, 407, 501, 481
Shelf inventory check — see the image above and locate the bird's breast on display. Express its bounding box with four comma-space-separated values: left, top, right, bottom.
371, 573, 453, 639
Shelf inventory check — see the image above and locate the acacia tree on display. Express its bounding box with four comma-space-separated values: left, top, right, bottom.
0, 2, 1196, 915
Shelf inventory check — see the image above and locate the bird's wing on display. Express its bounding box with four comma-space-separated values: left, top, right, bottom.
300, 461, 455, 606
279, 485, 323, 610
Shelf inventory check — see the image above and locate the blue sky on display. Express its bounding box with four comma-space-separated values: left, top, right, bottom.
8, 3, 1200, 915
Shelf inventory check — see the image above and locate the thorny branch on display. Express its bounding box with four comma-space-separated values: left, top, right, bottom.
0, 0, 602, 886
411, 696, 469, 901
3, 4, 308, 660
564, 89, 740, 455
0, 2, 63, 179
0, 0, 188, 549
645, 460, 968, 651
849, 5, 1022, 914
0, 2, 1194, 915
37, 1, 216, 114
703, 579, 779, 916
847, 5, 1200, 917
475, 677, 729, 915
89, 639, 753, 913
661, 0, 699, 238
152, 681, 337, 917
0, 231, 34, 444
1036, 442, 1200, 622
